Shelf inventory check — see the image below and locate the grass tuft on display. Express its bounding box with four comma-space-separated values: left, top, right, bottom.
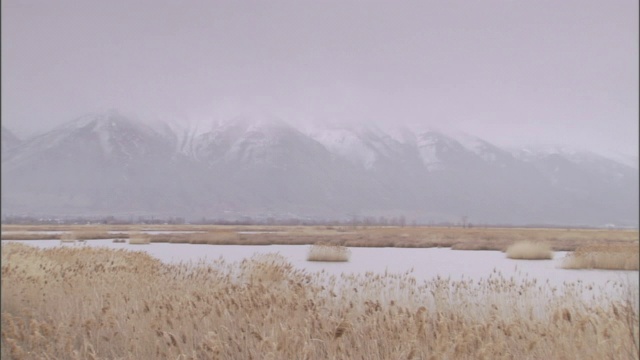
59, 232, 77, 243
307, 243, 351, 262
128, 232, 151, 245
506, 241, 553, 260
562, 244, 639, 270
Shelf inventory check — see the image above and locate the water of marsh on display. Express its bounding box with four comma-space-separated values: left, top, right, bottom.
2, 238, 636, 301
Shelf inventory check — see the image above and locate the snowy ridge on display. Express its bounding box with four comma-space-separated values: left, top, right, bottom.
511, 144, 638, 169
2, 111, 637, 226
306, 127, 379, 168
4, 113, 635, 172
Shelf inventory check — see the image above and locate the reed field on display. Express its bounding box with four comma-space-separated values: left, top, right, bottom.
1, 243, 638, 359
1, 224, 638, 252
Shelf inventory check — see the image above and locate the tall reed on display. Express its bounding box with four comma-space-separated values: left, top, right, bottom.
2, 243, 637, 359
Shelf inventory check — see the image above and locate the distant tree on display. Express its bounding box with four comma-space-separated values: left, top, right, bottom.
350, 214, 359, 228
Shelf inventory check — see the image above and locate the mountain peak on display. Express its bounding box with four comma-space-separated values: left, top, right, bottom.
2, 113, 637, 226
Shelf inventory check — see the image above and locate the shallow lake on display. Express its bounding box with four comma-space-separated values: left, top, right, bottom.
3, 239, 637, 300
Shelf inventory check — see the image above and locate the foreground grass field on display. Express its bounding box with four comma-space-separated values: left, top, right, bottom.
1, 243, 638, 359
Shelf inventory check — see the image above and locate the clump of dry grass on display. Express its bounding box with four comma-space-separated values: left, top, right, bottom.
59, 232, 77, 243
307, 243, 351, 262
1, 243, 638, 359
69, 230, 114, 240
506, 241, 554, 260
128, 232, 151, 245
563, 244, 639, 270
58, 230, 116, 243
452, 240, 511, 251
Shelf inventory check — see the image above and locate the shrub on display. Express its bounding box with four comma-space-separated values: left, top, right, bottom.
506, 241, 553, 260
307, 243, 351, 262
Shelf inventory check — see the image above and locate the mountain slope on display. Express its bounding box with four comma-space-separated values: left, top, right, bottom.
2, 113, 637, 226
2, 112, 202, 216
1, 126, 22, 158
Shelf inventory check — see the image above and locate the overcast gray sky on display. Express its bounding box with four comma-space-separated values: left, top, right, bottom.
2, 0, 638, 156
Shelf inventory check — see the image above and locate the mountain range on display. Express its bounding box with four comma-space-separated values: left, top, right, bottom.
2, 111, 638, 226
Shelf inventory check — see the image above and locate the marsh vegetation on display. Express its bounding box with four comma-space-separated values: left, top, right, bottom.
562, 244, 639, 271
1, 243, 638, 359
2, 224, 637, 252
3, 224, 637, 273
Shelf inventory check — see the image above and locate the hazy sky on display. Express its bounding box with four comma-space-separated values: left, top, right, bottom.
2, 0, 638, 156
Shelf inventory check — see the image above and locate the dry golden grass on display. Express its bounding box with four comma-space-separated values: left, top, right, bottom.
59, 230, 117, 242
307, 243, 351, 262
2, 224, 638, 251
1, 232, 62, 240
506, 241, 554, 260
452, 240, 511, 251
73, 230, 122, 240
1, 243, 638, 359
128, 232, 151, 245
563, 244, 640, 270
59, 232, 77, 243
1, 228, 125, 241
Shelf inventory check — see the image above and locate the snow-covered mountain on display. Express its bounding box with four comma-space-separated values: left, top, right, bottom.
1, 126, 21, 157
2, 112, 637, 226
